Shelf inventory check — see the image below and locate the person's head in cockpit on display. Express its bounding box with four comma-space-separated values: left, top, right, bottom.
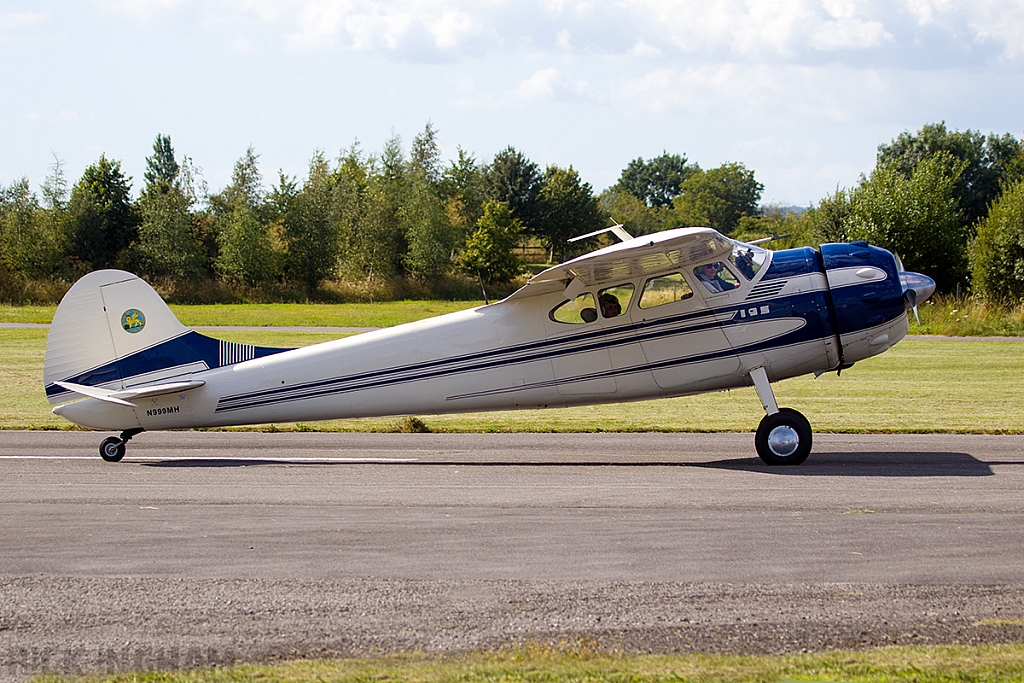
696, 262, 734, 293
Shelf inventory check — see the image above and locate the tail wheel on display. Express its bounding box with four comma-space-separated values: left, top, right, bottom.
99, 437, 126, 463
755, 408, 812, 466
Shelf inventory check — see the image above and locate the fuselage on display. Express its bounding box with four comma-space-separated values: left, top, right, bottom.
53, 240, 910, 433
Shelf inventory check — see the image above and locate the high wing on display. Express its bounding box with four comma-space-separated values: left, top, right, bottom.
507, 227, 733, 301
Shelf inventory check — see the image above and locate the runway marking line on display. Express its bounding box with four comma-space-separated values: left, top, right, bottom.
0, 455, 419, 462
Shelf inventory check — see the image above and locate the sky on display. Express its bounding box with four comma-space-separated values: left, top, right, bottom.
2, 0, 1023, 207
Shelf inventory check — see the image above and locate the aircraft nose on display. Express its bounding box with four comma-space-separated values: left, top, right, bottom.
899, 270, 936, 310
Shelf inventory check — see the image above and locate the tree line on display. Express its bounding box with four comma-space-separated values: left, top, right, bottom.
2, 121, 1024, 304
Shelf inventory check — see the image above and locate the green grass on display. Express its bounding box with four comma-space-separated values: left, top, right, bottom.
29, 643, 1024, 683
0, 304, 56, 324
915, 294, 1024, 337
5, 294, 1024, 336
0, 301, 485, 328
5, 327, 1023, 433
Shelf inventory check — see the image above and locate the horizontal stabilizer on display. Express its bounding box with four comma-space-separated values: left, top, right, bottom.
55, 379, 206, 407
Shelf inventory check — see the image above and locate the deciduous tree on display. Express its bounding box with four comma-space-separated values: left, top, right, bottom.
970, 179, 1024, 302
533, 165, 606, 262
672, 162, 763, 235
597, 188, 669, 238
459, 200, 523, 285
846, 152, 967, 292
615, 152, 698, 208
136, 135, 206, 281
213, 148, 281, 286
878, 122, 1023, 227
485, 147, 542, 234
282, 152, 342, 294
404, 123, 460, 279
67, 155, 138, 271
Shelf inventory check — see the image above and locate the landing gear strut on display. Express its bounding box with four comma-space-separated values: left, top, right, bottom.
749, 366, 812, 466
98, 428, 143, 463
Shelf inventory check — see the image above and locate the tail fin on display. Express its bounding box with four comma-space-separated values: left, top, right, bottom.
44, 270, 288, 405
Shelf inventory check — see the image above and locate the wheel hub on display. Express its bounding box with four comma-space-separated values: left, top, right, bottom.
767, 425, 800, 457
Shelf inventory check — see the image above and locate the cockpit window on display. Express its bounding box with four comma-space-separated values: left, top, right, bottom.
550, 292, 598, 324
598, 284, 634, 318
730, 241, 767, 280
639, 273, 694, 309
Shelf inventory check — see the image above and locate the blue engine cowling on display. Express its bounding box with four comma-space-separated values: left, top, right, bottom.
820, 242, 909, 365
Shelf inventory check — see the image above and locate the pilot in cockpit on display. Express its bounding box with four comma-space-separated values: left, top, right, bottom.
695, 262, 736, 293
599, 293, 622, 318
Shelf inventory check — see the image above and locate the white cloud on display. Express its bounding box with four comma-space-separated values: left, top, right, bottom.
0, 11, 45, 31
962, 0, 1024, 59
811, 17, 892, 50
93, 0, 1024, 65
102, 0, 191, 19
282, 0, 491, 58
629, 39, 662, 58
621, 62, 892, 123
516, 68, 604, 103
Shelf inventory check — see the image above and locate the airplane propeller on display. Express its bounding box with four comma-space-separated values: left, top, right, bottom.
894, 253, 936, 326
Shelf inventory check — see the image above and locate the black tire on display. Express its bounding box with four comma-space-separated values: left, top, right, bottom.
755, 408, 812, 466
99, 436, 126, 463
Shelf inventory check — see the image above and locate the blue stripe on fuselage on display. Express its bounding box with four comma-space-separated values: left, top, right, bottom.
45, 331, 291, 400
214, 288, 846, 414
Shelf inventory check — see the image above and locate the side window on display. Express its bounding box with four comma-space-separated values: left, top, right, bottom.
639, 273, 693, 309
693, 262, 740, 294
550, 292, 598, 324
598, 284, 634, 318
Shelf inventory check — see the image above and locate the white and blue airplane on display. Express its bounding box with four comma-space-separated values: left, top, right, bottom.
43, 226, 935, 465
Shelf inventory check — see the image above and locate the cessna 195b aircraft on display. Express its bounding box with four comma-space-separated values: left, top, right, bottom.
44, 226, 935, 466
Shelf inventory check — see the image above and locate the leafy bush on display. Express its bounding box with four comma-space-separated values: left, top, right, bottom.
971, 179, 1024, 302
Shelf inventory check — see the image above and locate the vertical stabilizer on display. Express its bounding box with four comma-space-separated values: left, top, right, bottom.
44, 270, 191, 405
45, 269, 293, 406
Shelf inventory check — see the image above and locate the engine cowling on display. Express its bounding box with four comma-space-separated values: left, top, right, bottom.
821, 242, 924, 365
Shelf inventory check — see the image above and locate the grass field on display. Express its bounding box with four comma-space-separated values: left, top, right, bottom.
4, 326, 1022, 433
0, 301, 485, 328
30, 643, 1024, 683
4, 294, 1024, 336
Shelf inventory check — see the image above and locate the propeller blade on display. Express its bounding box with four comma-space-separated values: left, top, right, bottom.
898, 269, 934, 327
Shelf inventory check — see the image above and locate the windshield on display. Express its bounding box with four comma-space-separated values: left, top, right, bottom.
729, 240, 768, 280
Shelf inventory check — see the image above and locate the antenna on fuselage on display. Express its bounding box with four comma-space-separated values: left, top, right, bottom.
568, 220, 633, 244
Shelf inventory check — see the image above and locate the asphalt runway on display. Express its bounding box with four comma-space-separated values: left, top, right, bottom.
2, 430, 1024, 678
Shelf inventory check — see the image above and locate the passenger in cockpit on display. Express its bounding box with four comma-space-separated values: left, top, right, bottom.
599, 293, 622, 318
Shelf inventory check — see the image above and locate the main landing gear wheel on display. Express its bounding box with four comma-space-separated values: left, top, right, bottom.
755, 408, 812, 466
99, 436, 126, 462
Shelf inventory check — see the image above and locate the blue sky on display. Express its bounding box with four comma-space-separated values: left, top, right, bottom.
2, 0, 1023, 207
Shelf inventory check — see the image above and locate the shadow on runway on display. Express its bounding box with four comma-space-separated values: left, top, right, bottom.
139, 450, 994, 476
696, 450, 994, 476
